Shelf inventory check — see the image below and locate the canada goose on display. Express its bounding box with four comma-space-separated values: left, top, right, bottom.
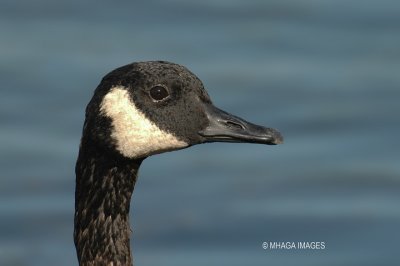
74, 61, 283, 266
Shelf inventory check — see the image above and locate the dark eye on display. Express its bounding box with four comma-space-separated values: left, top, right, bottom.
149, 85, 170, 101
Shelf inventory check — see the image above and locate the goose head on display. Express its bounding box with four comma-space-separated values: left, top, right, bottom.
82, 60, 283, 160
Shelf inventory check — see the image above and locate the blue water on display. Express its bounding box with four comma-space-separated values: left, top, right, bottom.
1, 0, 400, 265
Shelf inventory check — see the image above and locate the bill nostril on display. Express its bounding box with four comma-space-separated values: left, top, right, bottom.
225, 120, 245, 130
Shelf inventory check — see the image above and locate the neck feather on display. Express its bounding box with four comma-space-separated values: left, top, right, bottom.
74, 145, 143, 266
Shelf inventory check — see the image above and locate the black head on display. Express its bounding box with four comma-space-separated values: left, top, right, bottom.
81, 61, 283, 159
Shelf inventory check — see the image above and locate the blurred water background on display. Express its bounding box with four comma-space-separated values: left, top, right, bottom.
1, 0, 400, 265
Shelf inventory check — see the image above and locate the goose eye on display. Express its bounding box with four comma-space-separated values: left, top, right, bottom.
149, 86, 169, 101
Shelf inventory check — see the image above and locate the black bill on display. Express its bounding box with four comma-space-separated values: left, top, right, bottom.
198, 104, 283, 145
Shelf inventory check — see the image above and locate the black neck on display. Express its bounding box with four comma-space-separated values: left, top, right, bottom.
74, 144, 144, 266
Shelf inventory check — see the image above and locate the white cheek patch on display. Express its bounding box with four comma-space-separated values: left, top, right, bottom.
100, 86, 188, 158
